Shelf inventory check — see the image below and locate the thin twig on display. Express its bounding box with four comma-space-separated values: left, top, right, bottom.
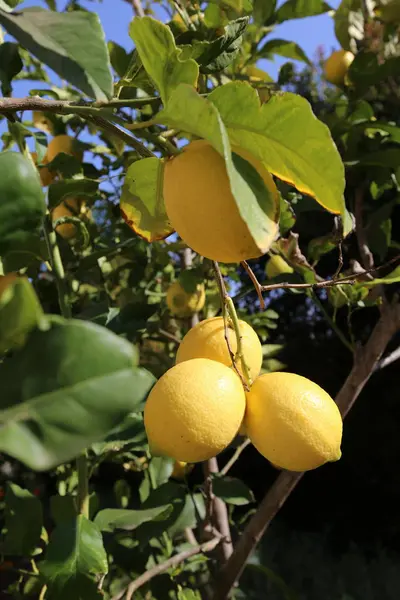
376, 345, 400, 370
354, 188, 375, 272
241, 261, 265, 309
220, 439, 251, 476
203, 458, 233, 564
86, 115, 154, 158
0, 95, 160, 113
112, 537, 221, 600
158, 329, 181, 344
131, 0, 145, 17
212, 301, 400, 600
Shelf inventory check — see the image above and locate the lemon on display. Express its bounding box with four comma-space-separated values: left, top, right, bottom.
166, 280, 205, 317
265, 255, 294, 279
46, 134, 83, 163
31, 152, 55, 187
163, 140, 279, 263
245, 372, 342, 471
176, 316, 262, 381
171, 461, 194, 480
144, 358, 246, 462
51, 197, 83, 239
324, 50, 354, 86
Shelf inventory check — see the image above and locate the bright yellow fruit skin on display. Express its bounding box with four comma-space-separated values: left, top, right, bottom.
166, 280, 205, 317
324, 50, 354, 86
31, 152, 55, 187
171, 461, 194, 480
176, 316, 262, 381
245, 372, 342, 472
46, 134, 83, 163
265, 255, 294, 279
144, 358, 246, 463
163, 140, 279, 263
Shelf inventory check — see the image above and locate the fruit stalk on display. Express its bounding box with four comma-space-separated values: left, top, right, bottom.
212, 300, 400, 599
226, 297, 252, 389
43, 214, 72, 319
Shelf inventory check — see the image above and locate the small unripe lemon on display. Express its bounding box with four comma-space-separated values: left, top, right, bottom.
265, 255, 294, 279
245, 372, 342, 471
324, 50, 354, 86
176, 316, 262, 381
144, 358, 246, 462
46, 134, 83, 163
164, 140, 279, 263
166, 280, 205, 317
51, 197, 83, 239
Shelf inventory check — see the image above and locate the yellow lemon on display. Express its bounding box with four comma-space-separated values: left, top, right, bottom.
144, 358, 246, 462
265, 255, 294, 279
166, 280, 205, 317
324, 50, 354, 86
51, 197, 84, 240
176, 316, 262, 381
163, 140, 279, 263
46, 134, 83, 163
31, 152, 55, 187
171, 461, 194, 480
245, 372, 342, 471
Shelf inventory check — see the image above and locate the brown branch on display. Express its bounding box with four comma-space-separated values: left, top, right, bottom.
241, 262, 265, 309
212, 301, 400, 599
112, 537, 221, 600
158, 328, 181, 345
132, 0, 145, 17
204, 457, 233, 563
0, 96, 160, 113
376, 345, 400, 370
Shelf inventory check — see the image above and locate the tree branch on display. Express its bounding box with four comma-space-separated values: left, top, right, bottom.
220, 439, 251, 477
212, 301, 400, 599
204, 457, 233, 563
354, 187, 375, 273
376, 345, 400, 370
112, 537, 221, 600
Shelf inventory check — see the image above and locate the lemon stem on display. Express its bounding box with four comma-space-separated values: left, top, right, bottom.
226, 297, 253, 388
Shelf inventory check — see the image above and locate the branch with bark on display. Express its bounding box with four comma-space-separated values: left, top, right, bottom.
212, 300, 400, 599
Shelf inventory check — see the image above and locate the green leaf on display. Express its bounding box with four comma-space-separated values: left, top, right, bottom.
0, 42, 22, 95
2, 483, 43, 556
120, 157, 173, 242
94, 505, 173, 533
48, 178, 99, 209
362, 265, 400, 286
50, 496, 77, 526
276, 0, 332, 22
40, 516, 107, 600
168, 493, 205, 537
375, 0, 400, 23
158, 84, 280, 255
257, 39, 310, 64
129, 16, 199, 103
0, 318, 155, 471
334, 0, 364, 52
253, 0, 277, 24
208, 83, 346, 219
197, 17, 249, 73
348, 52, 400, 89
279, 196, 296, 234
2, 233, 49, 272
136, 482, 187, 543
0, 277, 45, 354
108, 41, 131, 78
355, 148, 400, 168
0, 8, 113, 100
211, 475, 255, 505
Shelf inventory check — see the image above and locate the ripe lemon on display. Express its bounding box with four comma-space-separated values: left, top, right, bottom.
163, 140, 279, 263
176, 316, 262, 381
324, 50, 354, 86
166, 280, 205, 317
51, 197, 83, 239
245, 372, 342, 471
171, 460, 194, 480
46, 134, 83, 163
265, 255, 294, 279
0, 273, 18, 299
31, 152, 55, 187
144, 358, 246, 462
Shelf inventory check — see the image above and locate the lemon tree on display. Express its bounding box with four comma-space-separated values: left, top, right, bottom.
0, 1, 398, 599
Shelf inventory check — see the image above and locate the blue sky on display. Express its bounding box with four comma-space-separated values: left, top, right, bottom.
15, 0, 342, 81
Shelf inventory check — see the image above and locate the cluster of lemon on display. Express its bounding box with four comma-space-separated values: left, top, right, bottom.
144, 316, 343, 472
31, 132, 87, 240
